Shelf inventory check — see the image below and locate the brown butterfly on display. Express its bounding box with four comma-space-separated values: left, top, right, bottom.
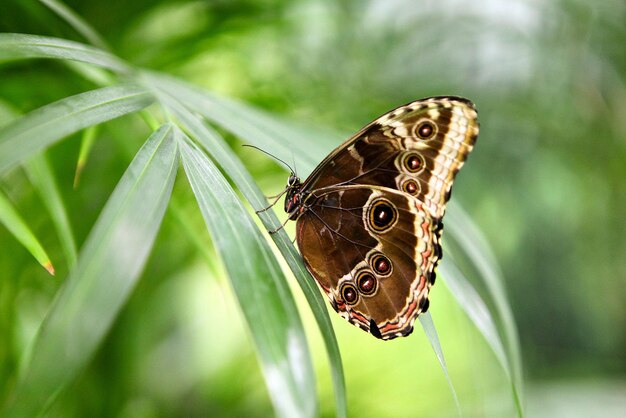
274, 97, 478, 340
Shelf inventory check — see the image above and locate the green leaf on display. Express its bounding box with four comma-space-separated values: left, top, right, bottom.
0, 33, 127, 72
144, 77, 347, 418
4, 124, 178, 418
73, 125, 98, 189
140, 72, 342, 174
0, 189, 55, 275
438, 259, 523, 417
0, 84, 154, 173
0, 100, 77, 271
444, 203, 525, 416
177, 132, 317, 418
24, 153, 78, 270
38, 0, 109, 51
446, 203, 523, 376
419, 312, 462, 417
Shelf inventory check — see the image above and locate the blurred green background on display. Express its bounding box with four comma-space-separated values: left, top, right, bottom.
0, 0, 624, 417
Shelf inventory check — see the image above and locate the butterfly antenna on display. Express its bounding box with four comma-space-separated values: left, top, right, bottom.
242, 144, 295, 174
291, 150, 298, 177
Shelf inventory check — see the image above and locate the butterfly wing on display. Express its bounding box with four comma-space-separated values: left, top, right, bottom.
295, 96, 478, 339
301, 96, 479, 218
296, 186, 442, 339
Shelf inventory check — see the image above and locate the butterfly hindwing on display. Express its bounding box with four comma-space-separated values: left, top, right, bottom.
296, 186, 441, 339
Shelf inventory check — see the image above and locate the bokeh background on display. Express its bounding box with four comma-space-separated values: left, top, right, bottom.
1, 0, 624, 417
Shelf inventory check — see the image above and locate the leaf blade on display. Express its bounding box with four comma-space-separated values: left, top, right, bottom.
178, 132, 317, 418
0, 33, 127, 71
142, 73, 341, 174
4, 124, 178, 417
38, 0, 109, 51
0, 189, 55, 275
438, 259, 524, 417
444, 202, 525, 416
0, 84, 154, 173
73, 125, 98, 189
24, 153, 78, 269
419, 312, 463, 417
146, 78, 347, 418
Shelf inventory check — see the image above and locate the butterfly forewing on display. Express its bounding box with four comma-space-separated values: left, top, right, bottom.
291, 96, 478, 340
302, 96, 479, 218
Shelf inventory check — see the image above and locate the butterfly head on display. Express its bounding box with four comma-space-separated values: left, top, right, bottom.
287, 172, 299, 187
284, 173, 304, 219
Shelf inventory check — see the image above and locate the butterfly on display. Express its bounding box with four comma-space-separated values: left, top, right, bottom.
276, 96, 479, 340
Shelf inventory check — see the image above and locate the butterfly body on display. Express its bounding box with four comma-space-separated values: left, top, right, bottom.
283, 97, 479, 340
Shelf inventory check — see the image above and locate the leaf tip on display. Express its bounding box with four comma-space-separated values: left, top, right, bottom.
73, 162, 84, 189
43, 261, 55, 275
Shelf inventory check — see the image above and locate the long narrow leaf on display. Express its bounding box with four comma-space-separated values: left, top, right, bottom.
178, 133, 316, 418
419, 313, 462, 417
0, 33, 127, 72
145, 78, 347, 418
438, 259, 523, 417
0, 189, 54, 275
73, 125, 98, 188
0, 104, 77, 271
445, 203, 524, 413
0, 84, 154, 173
38, 0, 109, 51
0, 104, 62, 274
4, 124, 178, 417
142, 72, 341, 174
25, 154, 78, 269
446, 204, 523, 383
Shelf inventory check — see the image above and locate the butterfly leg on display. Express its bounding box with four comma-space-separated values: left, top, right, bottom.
256, 189, 287, 214
268, 217, 290, 235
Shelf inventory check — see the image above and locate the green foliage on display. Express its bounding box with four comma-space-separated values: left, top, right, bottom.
8, 125, 178, 417
1, 0, 623, 417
